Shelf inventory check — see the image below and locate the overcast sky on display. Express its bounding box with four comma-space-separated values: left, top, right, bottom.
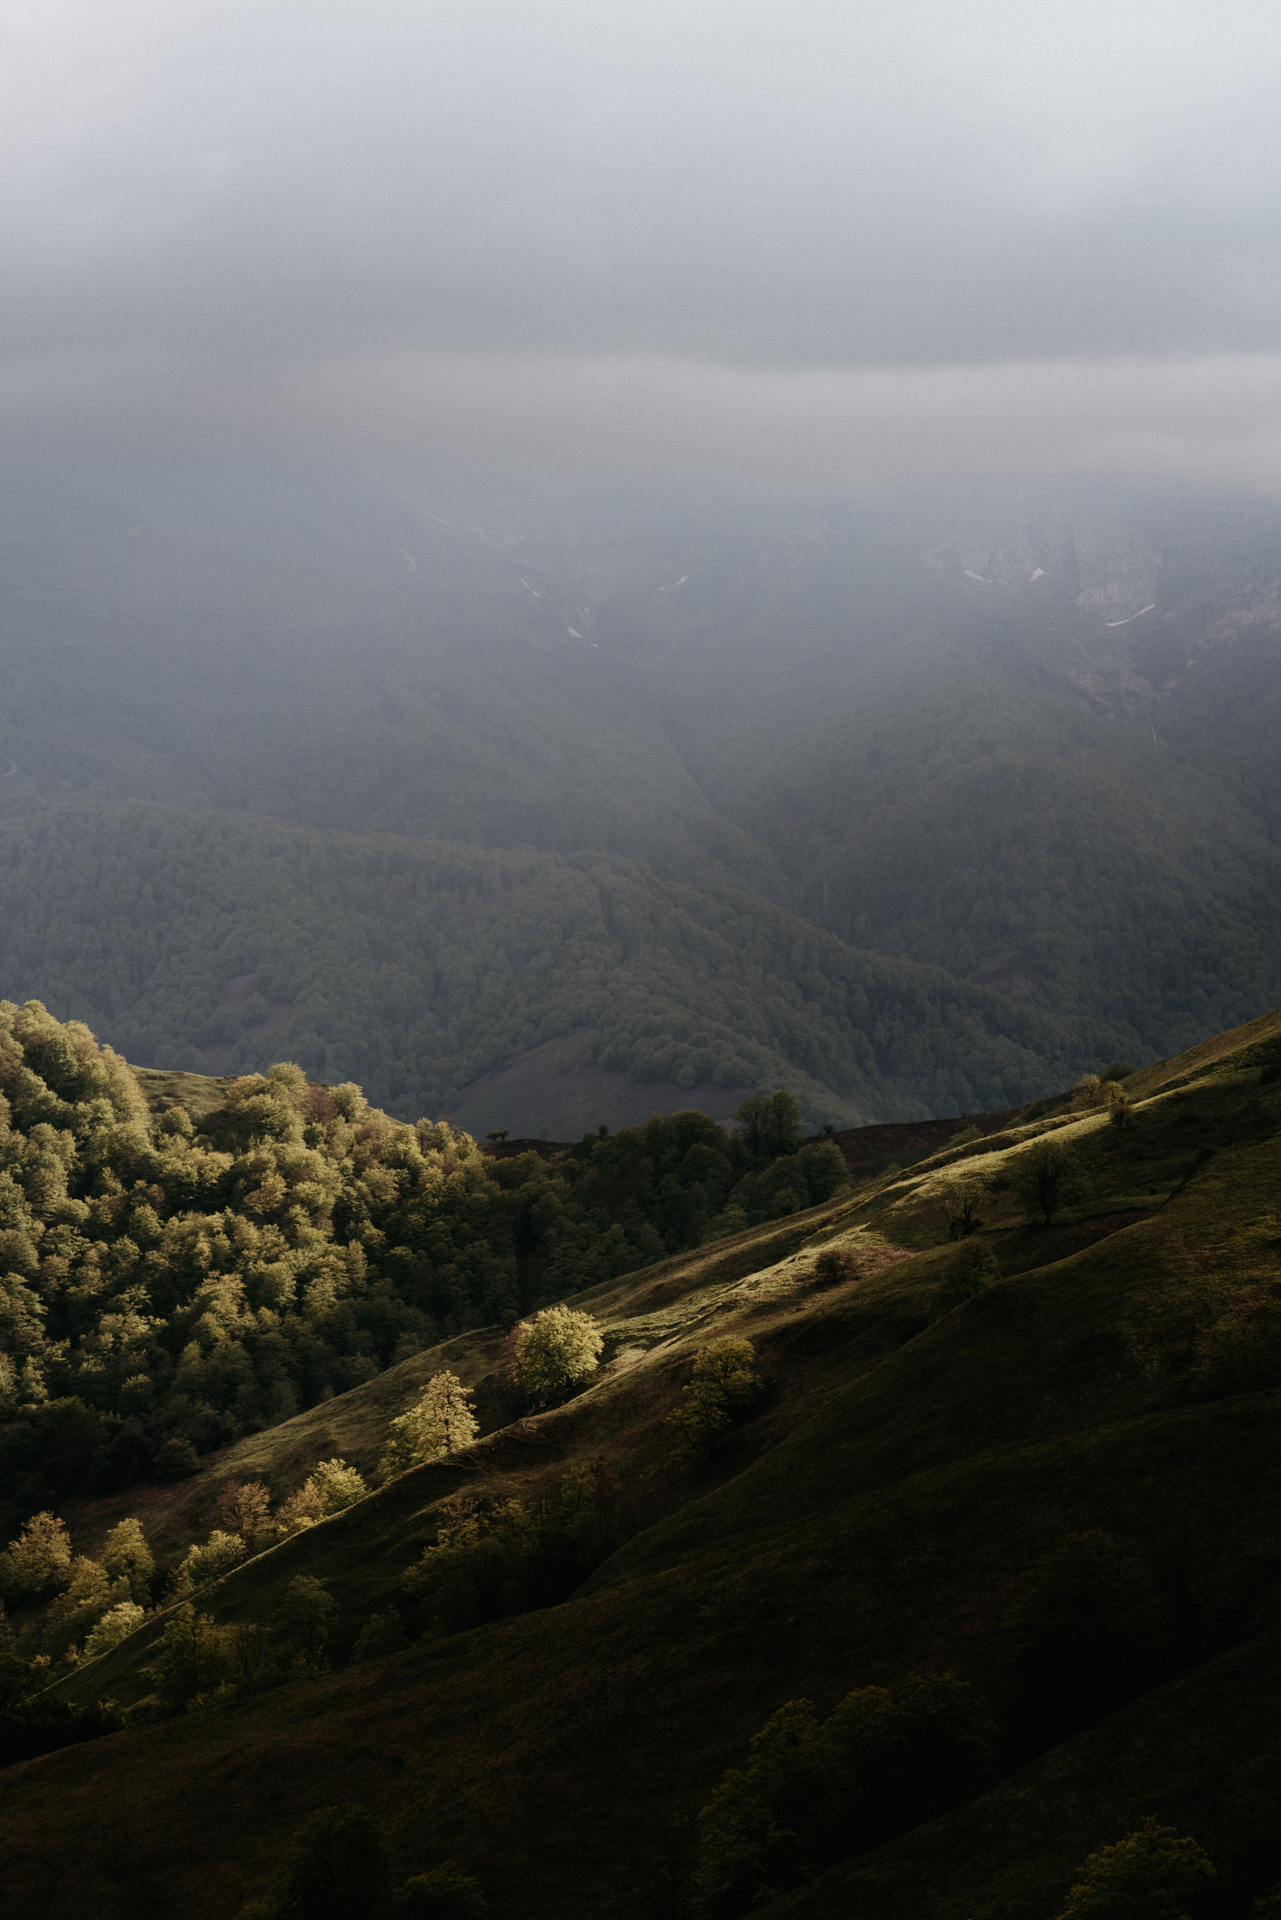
6, 0, 1281, 490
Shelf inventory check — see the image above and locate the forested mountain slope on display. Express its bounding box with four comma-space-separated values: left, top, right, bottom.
3, 1004, 1279, 1918
2, 463, 1280, 1128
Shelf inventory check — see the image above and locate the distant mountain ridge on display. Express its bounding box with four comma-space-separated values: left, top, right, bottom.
1, 463, 1279, 1127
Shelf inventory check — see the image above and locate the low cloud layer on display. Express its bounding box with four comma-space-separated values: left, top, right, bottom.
6, 1, 1281, 490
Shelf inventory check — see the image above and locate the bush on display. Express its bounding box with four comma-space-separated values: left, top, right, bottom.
512, 1305, 604, 1402
812, 1247, 859, 1288
1057, 1818, 1214, 1918
271, 1576, 338, 1663
931, 1241, 1001, 1321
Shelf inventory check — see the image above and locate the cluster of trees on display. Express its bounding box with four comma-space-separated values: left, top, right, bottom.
240, 1802, 487, 1919
689, 1674, 997, 1915
0, 798, 1102, 1130
0, 1005, 845, 1523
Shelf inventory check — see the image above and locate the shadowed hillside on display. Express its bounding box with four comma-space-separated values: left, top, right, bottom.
3, 1004, 1279, 1917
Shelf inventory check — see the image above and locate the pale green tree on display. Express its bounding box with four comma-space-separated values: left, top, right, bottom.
1057, 1819, 1215, 1918
669, 1337, 764, 1460
308, 1458, 367, 1513
6, 1511, 72, 1597
84, 1600, 147, 1659
513, 1305, 604, 1400
380, 1372, 478, 1478
176, 1530, 246, 1593
221, 1481, 274, 1549
102, 1517, 154, 1604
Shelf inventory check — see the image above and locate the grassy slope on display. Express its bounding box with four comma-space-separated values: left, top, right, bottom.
3, 1009, 1280, 1919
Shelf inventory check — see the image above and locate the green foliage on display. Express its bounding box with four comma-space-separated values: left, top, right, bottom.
395, 1863, 490, 1918
271, 1576, 338, 1663
1056, 1818, 1215, 1919
352, 1609, 409, 1662
733, 1092, 805, 1162
1013, 1135, 1091, 1224
380, 1371, 478, 1478
1007, 1532, 1175, 1732
82, 1601, 147, 1660
403, 1467, 616, 1635
0, 1647, 122, 1767
669, 1337, 765, 1462
691, 1700, 851, 1918
931, 1240, 1002, 1320
307, 1458, 368, 1514
946, 1173, 989, 1239
142, 1602, 232, 1709
513, 1305, 604, 1401
3, 1511, 72, 1599
823, 1672, 997, 1839
101, 1518, 154, 1605
812, 1246, 860, 1288
691, 1674, 996, 1916
250, 1804, 394, 1920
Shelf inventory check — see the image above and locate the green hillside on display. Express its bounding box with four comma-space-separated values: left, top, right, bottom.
3, 1004, 1279, 1917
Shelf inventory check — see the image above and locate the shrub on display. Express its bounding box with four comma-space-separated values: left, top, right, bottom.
691, 1674, 995, 1915
1057, 1818, 1214, 1918
1102, 1060, 1136, 1082
512, 1305, 604, 1401
380, 1372, 478, 1479
812, 1247, 859, 1288
669, 1338, 765, 1462
308, 1458, 368, 1514
931, 1242, 1001, 1321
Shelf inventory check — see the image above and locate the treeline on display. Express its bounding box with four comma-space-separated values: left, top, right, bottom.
0, 798, 1101, 1130
0, 1005, 846, 1521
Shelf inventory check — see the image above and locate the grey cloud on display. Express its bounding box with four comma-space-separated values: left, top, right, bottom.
6, 2, 1281, 484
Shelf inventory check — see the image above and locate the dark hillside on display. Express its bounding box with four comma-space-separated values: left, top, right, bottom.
3, 1007, 1279, 1917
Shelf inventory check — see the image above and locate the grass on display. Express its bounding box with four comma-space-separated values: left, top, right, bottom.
3, 1007, 1280, 1918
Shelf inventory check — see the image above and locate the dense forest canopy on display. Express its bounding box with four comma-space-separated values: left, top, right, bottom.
0, 1002, 848, 1523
